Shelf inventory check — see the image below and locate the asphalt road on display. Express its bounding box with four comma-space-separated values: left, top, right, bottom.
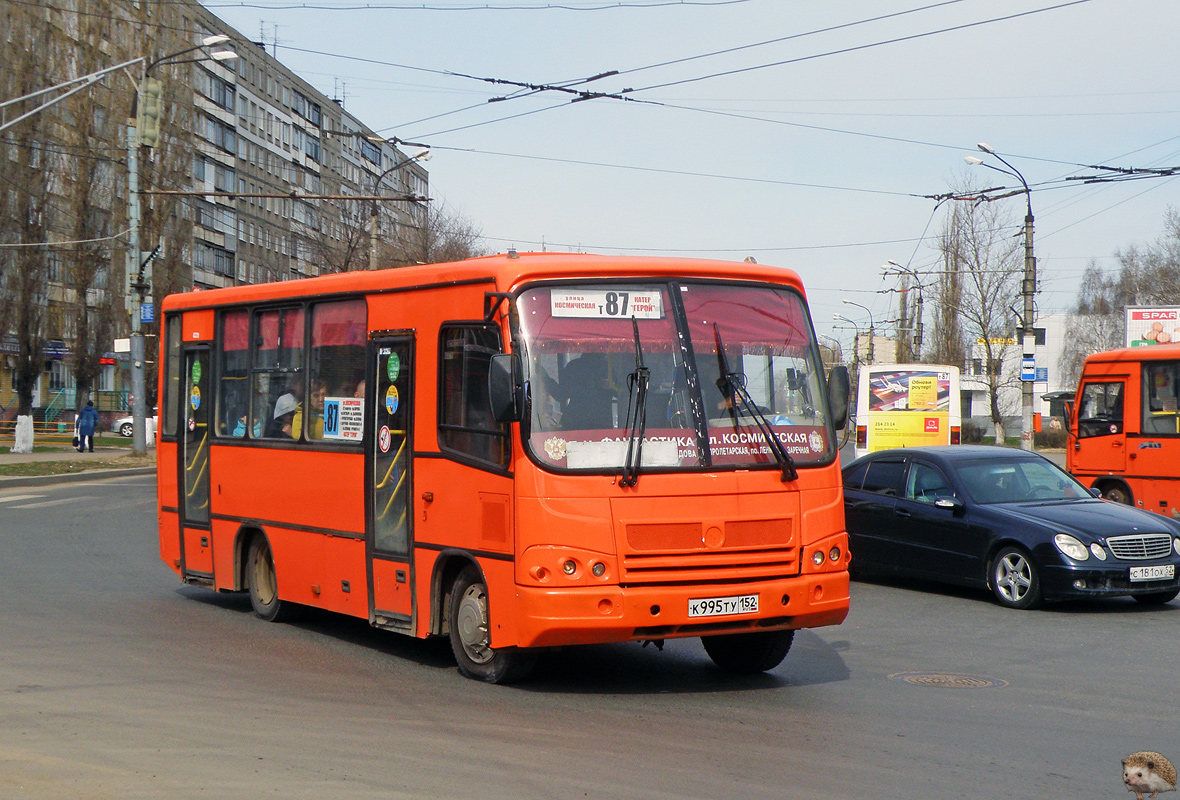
1, 474, 1175, 799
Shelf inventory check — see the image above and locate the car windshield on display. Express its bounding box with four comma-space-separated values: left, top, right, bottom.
516, 281, 834, 473
956, 457, 1092, 504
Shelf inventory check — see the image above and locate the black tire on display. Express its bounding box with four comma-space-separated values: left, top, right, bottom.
989, 546, 1043, 609
701, 629, 795, 674
1100, 483, 1131, 505
1132, 589, 1179, 606
119, 422, 133, 437
247, 535, 294, 622
448, 565, 536, 684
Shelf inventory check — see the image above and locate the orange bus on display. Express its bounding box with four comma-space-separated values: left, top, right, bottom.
157, 252, 852, 682
1068, 343, 1180, 516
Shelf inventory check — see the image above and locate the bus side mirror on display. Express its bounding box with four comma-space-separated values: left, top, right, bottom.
1062, 399, 1074, 428
827, 365, 851, 430
488, 353, 522, 423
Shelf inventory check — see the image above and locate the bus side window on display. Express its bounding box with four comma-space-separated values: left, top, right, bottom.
1143, 362, 1180, 435
306, 299, 366, 442
217, 309, 251, 437
1078, 381, 1123, 438
252, 306, 305, 440
161, 315, 182, 438
438, 324, 510, 468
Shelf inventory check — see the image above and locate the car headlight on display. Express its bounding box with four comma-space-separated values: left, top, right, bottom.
1175, 537, 1180, 557
1054, 533, 1089, 561
1089, 542, 1107, 561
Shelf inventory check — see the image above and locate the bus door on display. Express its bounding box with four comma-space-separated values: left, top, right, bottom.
365, 336, 415, 629
178, 346, 212, 581
1074, 378, 1127, 474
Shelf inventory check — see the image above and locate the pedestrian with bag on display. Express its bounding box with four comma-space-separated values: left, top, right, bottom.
76, 400, 100, 453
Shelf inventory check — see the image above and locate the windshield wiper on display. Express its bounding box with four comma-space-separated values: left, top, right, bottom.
712, 323, 798, 482
621, 316, 649, 487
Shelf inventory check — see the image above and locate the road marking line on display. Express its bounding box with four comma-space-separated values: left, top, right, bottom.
7, 496, 96, 509
0, 495, 46, 503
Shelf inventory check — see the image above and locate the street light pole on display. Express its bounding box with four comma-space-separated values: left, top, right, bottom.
125, 36, 237, 455
368, 148, 431, 270
833, 314, 862, 371
841, 299, 875, 365
967, 143, 1036, 451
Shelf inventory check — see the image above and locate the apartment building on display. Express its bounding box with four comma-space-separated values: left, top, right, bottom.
1, 1, 428, 418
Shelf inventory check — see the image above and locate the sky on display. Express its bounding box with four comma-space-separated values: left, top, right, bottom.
204, 0, 1180, 351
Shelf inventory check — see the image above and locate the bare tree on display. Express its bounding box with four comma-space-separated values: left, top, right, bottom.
1057, 261, 1124, 387
1, 7, 58, 451
926, 204, 966, 368
390, 198, 486, 267
935, 181, 1023, 444
1058, 208, 1180, 385
57, 16, 127, 413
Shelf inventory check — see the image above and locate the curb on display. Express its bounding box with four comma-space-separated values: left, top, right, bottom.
0, 467, 156, 488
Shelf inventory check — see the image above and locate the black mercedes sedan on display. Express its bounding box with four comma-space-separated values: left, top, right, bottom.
842, 446, 1180, 609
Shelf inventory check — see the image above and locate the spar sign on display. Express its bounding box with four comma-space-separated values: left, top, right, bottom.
1127, 306, 1180, 347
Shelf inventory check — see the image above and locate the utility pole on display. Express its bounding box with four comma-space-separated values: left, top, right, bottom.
125, 114, 147, 456
966, 144, 1036, 451
1020, 203, 1036, 452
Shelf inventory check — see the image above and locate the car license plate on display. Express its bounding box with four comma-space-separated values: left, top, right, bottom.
688, 593, 759, 618
1130, 564, 1175, 582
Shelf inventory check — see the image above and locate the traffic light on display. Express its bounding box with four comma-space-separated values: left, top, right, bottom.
137, 77, 163, 147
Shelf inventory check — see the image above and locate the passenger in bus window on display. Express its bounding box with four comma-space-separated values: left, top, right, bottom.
270, 392, 298, 438
353, 378, 365, 398
294, 380, 328, 439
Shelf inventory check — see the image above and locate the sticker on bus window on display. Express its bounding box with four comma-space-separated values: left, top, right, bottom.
190, 385, 201, 410
387, 353, 401, 382
384, 385, 400, 415
191, 361, 202, 385
322, 397, 364, 441
551, 289, 662, 319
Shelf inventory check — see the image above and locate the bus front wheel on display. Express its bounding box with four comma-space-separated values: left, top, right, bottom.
701, 629, 795, 674
447, 565, 535, 684
247, 535, 294, 622
1099, 482, 1132, 505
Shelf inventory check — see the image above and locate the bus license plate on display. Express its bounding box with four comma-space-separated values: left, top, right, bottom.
688, 593, 759, 618
1130, 565, 1175, 582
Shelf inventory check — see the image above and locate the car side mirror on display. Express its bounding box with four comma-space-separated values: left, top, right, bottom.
488, 353, 523, 423
827, 365, 850, 430
1089, 487, 1102, 498
934, 496, 965, 513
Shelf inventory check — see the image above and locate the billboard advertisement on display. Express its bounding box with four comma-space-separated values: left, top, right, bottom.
1126, 306, 1180, 347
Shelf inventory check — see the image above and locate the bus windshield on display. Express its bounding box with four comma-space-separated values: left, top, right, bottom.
517, 281, 834, 473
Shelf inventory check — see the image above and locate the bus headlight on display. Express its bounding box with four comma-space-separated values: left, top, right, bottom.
1054, 533, 1089, 561
828, 546, 841, 563
812, 550, 826, 566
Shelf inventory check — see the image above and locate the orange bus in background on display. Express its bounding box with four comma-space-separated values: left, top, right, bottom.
157, 253, 852, 682
1068, 343, 1180, 516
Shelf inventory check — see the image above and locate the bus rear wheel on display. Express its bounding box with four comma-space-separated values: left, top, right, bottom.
701, 629, 795, 674
247, 535, 294, 622
448, 565, 535, 684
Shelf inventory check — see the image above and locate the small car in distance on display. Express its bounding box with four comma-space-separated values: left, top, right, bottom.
842, 446, 1180, 609
112, 410, 157, 438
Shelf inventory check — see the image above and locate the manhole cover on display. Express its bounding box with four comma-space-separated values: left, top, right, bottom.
889, 672, 1007, 688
